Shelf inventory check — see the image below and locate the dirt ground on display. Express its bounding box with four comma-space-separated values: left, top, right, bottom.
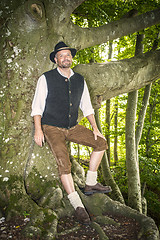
0, 211, 143, 240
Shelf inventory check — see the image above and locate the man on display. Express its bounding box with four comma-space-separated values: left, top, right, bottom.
31, 41, 112, 224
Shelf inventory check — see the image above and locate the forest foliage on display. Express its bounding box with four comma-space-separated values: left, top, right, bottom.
70, 0, 160, 230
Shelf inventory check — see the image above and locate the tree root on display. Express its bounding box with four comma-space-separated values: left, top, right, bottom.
77, 190, 159, 240
91, 222, 109, 240
93, 215, 120, 226
55, 225, 81, 237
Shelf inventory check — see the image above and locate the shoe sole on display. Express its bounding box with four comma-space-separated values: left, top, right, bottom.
84, 189, 112, 196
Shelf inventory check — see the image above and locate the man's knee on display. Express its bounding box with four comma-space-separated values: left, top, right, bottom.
58, 161, 72, 176
93, 137, 108, 152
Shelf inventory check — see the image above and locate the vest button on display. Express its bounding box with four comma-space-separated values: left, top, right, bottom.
69, 114, 71, 118
70, 103, 72, 106
65, 79, 68, 82
69, 90, 71, 94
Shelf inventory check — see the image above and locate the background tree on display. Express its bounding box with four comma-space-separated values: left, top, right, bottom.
105, 41, 113, 165
125, 33, 144, 213
114, 96, 119, 165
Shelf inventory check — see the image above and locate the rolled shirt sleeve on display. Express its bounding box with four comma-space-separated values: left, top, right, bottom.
79, 81, 94, 117
31, 74, 48, 117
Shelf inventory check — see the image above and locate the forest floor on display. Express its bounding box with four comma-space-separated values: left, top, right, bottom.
0, 211, 145, 240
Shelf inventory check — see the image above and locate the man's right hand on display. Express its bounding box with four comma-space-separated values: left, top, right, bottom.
34, 129, 44, 147
33, 115, 44, 147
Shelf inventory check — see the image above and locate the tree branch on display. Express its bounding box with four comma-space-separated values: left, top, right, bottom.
74, 50, 160, 105
66, 8, 160, 50
56, 0, 86, 19
65, 0, 86, 12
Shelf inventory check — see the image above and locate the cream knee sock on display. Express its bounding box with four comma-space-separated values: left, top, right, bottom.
86, 170, 97, 186
68, 191, 84, 210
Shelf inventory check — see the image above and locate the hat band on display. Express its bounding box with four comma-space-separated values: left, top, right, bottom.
57, 47, 71, 51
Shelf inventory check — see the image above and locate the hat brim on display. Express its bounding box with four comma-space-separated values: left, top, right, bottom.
50, 47, 77, 63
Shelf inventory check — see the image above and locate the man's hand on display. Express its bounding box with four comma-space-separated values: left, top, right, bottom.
86, 114, 106, 141
93, 128, 106, 141
34, 129, 44, 147
33, 115, 44, 147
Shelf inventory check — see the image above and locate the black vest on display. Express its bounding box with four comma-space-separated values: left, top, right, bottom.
41, 68, 84, 129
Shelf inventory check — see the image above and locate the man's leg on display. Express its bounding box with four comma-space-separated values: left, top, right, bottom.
61, 174, 84, 207
60, 173, 75, 194
89, 150, 105, 172
60, 173, 90, 224
86, 150, 105, 186
42, 125, 90, 224
84, 150, 112, 195
66, 125, 112, 195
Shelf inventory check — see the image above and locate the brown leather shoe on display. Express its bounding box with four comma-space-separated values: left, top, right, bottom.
84, 183, 112, 195
75, 207, 91, 225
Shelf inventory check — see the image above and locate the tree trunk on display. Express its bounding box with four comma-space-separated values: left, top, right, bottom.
137, 32, 159, 159
134, 34, 152, 215
126, 90, 142, 212
125, 33, 145, 213
95, 110, 125, 204
136, 84, 152, 152
114, 97, 119, 165
146, 89, 159, 158
105, 41, 113, 165
105, 100, 111, 165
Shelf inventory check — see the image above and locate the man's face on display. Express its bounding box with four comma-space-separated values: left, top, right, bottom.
54, 49, 72, 68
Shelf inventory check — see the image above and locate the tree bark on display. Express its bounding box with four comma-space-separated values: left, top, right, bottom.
136, 33, 159, 155
114, 97, 119, 165
135, 84, 152, 150
125, 33, 145, 213
105, 100, 111, 165
74, 49, 160, 106
146, 89, 159, 157
77, 190, 159, 240
65, 8, 160, 50
95, 110, 125, 204
105, 41, 113, 165
126, 90, 142, 212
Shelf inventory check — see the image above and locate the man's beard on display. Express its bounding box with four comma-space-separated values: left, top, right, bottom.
59, 60, 72, 68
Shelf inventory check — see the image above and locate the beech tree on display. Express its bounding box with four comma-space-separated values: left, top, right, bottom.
0, 0, 160, 239
125, 34, 145, 213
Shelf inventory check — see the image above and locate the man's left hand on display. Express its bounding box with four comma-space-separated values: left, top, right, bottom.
93, 129, 106, 141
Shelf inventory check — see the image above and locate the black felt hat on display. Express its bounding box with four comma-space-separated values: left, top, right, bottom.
50, 41, 77, 63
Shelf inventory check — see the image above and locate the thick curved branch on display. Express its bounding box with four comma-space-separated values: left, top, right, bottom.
64, 0, 85, 14
47, 0, 85, 27
65, 8, 160, 49
74, 50, 160, 105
